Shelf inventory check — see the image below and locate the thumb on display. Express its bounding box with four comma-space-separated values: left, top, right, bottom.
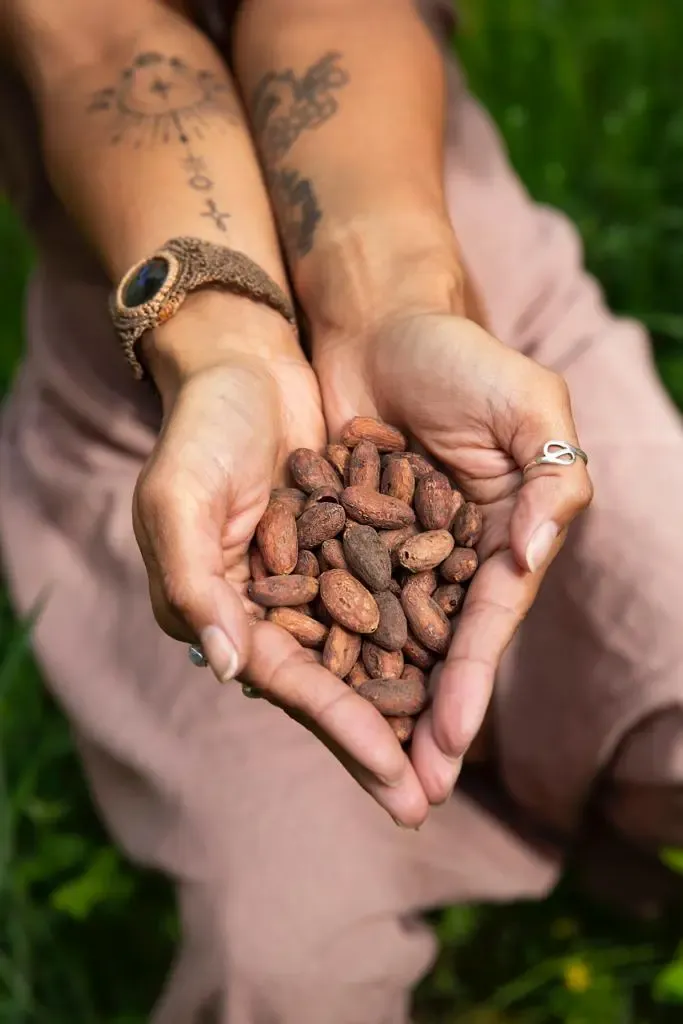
509, 380, 593, 573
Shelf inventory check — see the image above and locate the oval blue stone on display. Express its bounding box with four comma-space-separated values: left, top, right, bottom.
123, 256, 169, 307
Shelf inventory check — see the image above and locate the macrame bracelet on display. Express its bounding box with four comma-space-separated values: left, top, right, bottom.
110, 237, 298, 380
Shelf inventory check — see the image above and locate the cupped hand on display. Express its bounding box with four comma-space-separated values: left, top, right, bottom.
133, 315, 428, 826
315, 313, 593, 804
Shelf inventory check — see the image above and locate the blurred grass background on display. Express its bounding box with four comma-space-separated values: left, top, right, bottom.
1, 0, 682, 1020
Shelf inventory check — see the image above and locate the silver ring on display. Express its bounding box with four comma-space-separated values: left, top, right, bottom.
188, 644, 208, 668
522, 440, 588, 475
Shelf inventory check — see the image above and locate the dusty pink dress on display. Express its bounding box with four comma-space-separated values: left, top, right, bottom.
1, 3, 682, 1021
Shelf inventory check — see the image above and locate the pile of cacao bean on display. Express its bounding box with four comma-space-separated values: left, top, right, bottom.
248, 417, 482, 744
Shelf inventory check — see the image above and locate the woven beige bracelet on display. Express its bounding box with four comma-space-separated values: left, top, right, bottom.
110, 237, 298, 380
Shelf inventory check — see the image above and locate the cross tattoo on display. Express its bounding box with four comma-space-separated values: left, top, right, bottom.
201, 199, 230, 231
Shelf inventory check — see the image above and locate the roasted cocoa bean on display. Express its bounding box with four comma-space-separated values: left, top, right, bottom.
340, 416, 407, 453
248, 574, 319, 608
342, 524, 392, 592
319, 569, 380, 634
289, 448, 343, 494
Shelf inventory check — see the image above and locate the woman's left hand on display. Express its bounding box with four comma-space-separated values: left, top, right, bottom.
314, 312, 593, 805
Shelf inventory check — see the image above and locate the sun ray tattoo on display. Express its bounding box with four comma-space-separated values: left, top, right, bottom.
88, 52, 232, 231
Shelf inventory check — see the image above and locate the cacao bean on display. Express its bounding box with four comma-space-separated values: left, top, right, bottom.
388, 716, 415, 744
433, 583, 466, 616
249, 547, 268, 581
401, 586, 452, 655
319, 569, 380, 634
320, 538, 348, 571
294, 550, 321, 578
256, 500, 298, 575
270, 487, 307, 518
268, 607, 328, 648
371, 590, 408, 652
356, 676, 427, 716
381, 455, 415, 505
340, 416, 407, 453
325, 443, 351, 482
383, 450, 434, 479
414, 471, 453, 531
448, 489, 466, 528
403, 632, 436, 670
248, 574, 319, 608
341, 487, 415, 529
348, 439, 381, 489
402, 664, 427, 688
397, 529, 455, 573
402, 570, 437, 597
289, 448, 343, 494
297, 502, 346, 549
440, 547, 478, 583
362, 640, 404, 680
323, 623, 362, 678
342, 524, 392, 592
347, 659, 371, 689
452, 501, 483, 548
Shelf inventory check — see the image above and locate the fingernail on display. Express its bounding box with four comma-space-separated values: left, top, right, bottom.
525, 521, 559, 573
392, 817, 420, 831
200, 625, 239, 683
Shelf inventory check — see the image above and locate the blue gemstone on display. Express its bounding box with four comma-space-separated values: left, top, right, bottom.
123, 257, 169, 307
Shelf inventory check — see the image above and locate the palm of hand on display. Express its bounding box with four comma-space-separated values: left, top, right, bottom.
134, 356, 326, 640
318, 315, 528, 557
316, 312, 585, 804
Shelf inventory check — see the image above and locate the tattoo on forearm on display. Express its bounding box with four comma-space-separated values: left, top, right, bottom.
251, 51, 349, 164
251, 52, 349, 257
268, 168, 321, 258
88, 52, 234, 231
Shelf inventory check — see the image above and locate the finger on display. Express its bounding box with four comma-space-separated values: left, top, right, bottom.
244, 621, 429, 827
508, 374, 593, 573
410, 550, 539, 804
134, 473, 252, 683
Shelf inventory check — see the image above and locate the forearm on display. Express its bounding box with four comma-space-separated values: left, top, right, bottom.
232, 0, 464, 341
5, 0, 299, 392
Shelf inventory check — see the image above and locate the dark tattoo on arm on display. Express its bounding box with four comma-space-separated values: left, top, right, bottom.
268, 169, 321, 258
250, 52, 349, 258
87, 52, 234, 231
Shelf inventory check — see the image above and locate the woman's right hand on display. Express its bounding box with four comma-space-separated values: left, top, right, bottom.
133, 296, 428, 827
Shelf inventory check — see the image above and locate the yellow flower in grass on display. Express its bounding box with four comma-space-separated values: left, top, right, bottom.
563, 958, 592, 992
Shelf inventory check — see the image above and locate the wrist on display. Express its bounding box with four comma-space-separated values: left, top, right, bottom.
142, 290, 302, 405
293, 208, 466, 352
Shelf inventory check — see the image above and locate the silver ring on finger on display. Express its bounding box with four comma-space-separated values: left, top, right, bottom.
522, 440, 588, 475
188, 644, 208, 667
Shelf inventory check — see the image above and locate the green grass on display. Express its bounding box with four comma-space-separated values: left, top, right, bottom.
1, 1, 683, 1020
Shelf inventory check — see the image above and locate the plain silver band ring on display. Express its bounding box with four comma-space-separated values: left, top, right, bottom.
522, 440, 588, 475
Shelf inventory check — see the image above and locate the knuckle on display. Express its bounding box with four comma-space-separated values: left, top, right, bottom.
148, 576, 189, 641
575, 474, 595, 511
135, 471, 169, 525
545, 367, 569, 401
161, 572, 198, 623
